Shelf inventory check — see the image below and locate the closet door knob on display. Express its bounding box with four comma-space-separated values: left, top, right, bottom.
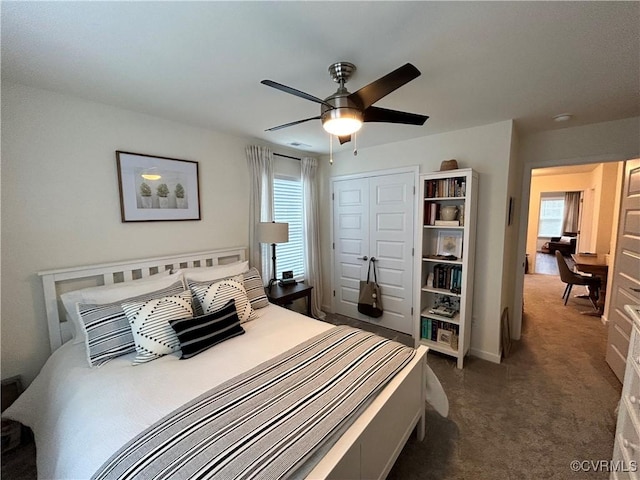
357, 256, 368, 261
630, 395, 637, 404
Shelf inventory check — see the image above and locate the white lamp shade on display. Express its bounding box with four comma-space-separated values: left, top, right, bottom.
258, 222, 288, 244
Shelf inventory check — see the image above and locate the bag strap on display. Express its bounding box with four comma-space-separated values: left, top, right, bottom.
367, 258, 378, 284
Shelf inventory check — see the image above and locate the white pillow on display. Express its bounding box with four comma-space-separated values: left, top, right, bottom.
61, 271, 184, 344
176, 260, 249, 282
559, 235, 573, 244
188, 275, 254, 323
121, 290, 194, 365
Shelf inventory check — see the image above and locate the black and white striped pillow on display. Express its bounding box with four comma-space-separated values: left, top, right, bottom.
242, 267, 269, 310
188, 275, 254, 323
77, 281, 186, 367
170, 299, 245, 359
121, 290, 194, 365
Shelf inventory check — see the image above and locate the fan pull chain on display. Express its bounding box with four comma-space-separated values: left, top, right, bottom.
329, 133, 333, 165
353, 132, 358, 156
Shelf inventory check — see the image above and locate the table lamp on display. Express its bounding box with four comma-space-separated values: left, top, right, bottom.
258, 221, 289, 290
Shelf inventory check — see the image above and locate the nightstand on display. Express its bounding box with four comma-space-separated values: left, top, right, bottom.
267, 283, 314, 317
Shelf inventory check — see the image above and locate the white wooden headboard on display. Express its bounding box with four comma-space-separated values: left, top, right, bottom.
38, 247, 247, 352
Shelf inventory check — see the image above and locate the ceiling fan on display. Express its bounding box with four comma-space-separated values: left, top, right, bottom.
261, 62, 429, 145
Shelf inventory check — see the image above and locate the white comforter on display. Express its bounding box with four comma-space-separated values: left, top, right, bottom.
4, 305, 333, 480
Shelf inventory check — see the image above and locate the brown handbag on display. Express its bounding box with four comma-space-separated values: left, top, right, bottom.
357, 258, 383, 318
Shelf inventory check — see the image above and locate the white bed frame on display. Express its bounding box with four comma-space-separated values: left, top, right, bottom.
38, 247, 427, 480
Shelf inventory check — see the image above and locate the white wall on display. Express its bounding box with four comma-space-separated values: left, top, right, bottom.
1, 82, 261, 385
318, 120, 514, 363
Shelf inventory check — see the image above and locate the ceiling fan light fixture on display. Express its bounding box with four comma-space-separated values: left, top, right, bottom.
322, 108, 363, 136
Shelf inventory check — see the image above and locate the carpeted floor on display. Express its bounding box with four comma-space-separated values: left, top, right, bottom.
387, 273, 621, 480
1, 273, 622, 479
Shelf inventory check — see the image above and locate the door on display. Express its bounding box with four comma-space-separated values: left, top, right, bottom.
606, 159, 640, 382
333, 171, 415, 335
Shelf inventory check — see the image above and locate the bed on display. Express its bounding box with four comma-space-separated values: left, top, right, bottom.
3, 247, 431, 479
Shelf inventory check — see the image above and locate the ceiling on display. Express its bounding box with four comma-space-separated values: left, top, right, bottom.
2, 2, 638, 155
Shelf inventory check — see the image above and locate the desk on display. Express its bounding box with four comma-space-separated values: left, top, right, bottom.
571, 254, 609, 316
267, 282, 313, 317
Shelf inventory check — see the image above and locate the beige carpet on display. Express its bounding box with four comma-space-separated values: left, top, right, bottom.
1, 273, 622, 479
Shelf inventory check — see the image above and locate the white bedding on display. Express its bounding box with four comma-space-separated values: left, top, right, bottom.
4, 305, 333, 480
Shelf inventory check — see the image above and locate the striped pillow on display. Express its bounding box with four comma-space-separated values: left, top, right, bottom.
243, 267, 269, 310
77, 281, 186, 367
170, 299, 244, 359
121, 290, 194, 365
188, 275, 254, 323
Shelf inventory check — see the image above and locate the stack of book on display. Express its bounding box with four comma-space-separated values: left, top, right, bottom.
420, 317, 459, 348
430, 264, 463, 292
425, 177, 466, 198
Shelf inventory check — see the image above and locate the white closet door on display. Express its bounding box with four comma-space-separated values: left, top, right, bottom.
333, 178, 371, 320
368, 172, 415, 334
332, 171, 415, 335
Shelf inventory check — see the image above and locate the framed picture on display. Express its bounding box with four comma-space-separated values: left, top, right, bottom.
436, 230, 463, 258
116, 151, 201, 222
436, 328, 453, 346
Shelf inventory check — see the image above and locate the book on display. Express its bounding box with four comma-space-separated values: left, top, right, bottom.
434, 220, 459, 226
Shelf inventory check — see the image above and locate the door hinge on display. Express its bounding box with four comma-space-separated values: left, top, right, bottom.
411, 307, 414, 315
333, 290, 335, 297
332, 193, 335, 201
412, 247, 414, 257
332, 242, 335, 250
413, 186, 416, 195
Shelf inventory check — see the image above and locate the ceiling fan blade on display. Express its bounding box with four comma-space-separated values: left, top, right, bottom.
349, 63, 421, 110
261, 80, 334, 109
265, 116, 321, 131
338, 135, 351, 145
363, 106, 429, 125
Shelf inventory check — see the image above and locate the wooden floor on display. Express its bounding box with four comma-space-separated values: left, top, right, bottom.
534, 252, 575, 275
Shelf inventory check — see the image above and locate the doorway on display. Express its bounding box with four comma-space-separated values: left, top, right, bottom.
513, 160, 625, 340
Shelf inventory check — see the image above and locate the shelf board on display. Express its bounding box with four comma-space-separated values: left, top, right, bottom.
419, 338, 459, 357
421, 286, 462, 297
422, 257, 463, 265
420, 310, 460, 325
424, 196, 466, 201
423, 225, 463, 229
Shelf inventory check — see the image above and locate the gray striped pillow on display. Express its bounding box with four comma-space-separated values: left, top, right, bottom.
77, 281, 186, 367
242, 267, 269, 310
121, 290, 194, 365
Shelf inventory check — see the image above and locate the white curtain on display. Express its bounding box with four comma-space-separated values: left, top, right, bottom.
563, 191, 581, 233
245, 146, 274, 281
301, 157, 325, 319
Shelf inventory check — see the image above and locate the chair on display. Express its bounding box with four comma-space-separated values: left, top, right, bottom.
555, 251, 600, 309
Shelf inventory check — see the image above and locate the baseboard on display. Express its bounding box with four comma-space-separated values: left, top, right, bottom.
469, 347, 501, 364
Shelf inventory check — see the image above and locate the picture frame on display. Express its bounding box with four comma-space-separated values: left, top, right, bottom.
436, 328, 453, 346
116, 151, 201, 222
436, 230, 463, 258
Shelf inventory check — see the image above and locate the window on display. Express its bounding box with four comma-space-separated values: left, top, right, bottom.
273, 176, 305, 278
538, 193, 565, 237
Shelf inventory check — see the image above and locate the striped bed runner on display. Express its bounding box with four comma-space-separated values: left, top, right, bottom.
93, 326, 415, 480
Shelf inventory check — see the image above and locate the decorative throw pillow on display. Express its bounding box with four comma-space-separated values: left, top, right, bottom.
188, 275, 254, 323
61, 270, 181, 345
169, 299, 245, 359
121, 290, 194, 365
242, 267, 269, 310
77, 281, 186, 367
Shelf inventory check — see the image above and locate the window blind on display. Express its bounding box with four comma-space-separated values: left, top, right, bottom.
273, 177, 305, 278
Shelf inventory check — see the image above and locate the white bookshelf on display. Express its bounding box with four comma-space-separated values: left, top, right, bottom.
414, 168, 478, 368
